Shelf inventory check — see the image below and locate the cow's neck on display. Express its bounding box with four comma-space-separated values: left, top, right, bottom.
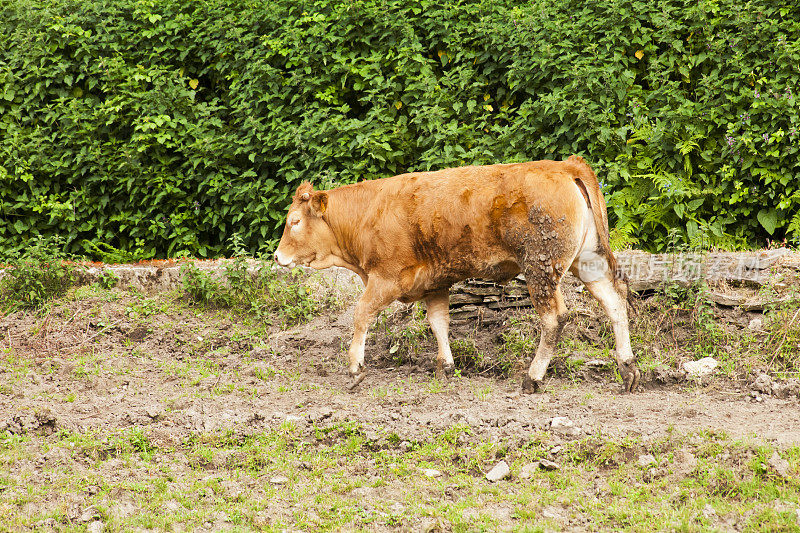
322, 184, 373, 280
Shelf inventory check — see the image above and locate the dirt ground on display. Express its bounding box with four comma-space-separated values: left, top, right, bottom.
2, 273, 799, 451
1, 271, 799, 531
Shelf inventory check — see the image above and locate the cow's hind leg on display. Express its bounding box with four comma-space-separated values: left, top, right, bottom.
522, 285, 568, 394
572, 255, 641, 392
424, 289, 454, 379
347, 277, 398, 389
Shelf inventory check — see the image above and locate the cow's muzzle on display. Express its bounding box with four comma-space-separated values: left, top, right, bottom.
274, 250, 293, 267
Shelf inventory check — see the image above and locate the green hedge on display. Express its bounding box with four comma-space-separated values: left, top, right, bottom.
1, 0, 799, 258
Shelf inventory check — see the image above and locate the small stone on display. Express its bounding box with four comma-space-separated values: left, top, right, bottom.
87, 521, 104, 533
683, 357, 718, 380
519, 462, 539, 479
145, 404, 164, 419
485, 460, 511, 482
768, 451, 790, 479
77, 505, 100, 523
748, 318, 763, 331
270, 475, 289, 485
309, 407, 334, 422
752, 373, 773, 395
421, 468, 442, 478
538, 458, 560, 471
285, 414, 304, 424
637, 454, 657, 468
794, 508, 800, 526
550, 416, 581, 437
399, 441, 412, 451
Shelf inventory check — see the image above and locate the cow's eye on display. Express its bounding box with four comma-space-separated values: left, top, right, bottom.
290, 218, 301, 228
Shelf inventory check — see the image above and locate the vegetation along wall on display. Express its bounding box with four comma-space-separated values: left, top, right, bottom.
1, 0, 799, 259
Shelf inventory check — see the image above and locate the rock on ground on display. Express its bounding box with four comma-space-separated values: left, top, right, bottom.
683, 357, 718, 379
485, 460, 510, 482
550, 416, 581, 437
637, 454, 657, 468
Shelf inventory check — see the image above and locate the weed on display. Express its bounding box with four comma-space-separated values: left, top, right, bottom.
181, 252, 326, 327
0, 235, 74, 313
425, 377, 447, 394
381, 303, 431, 364
97, 268, 120, 289
115, 427, 157, 457
474, 385, 493, 401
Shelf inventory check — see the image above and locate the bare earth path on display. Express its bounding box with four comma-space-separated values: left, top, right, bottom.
1, 280, 799, 531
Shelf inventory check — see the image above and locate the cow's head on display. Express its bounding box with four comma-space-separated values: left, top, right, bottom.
274, 182, 333, 268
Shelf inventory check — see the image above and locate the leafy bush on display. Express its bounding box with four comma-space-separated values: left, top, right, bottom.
1, 0, 799, 258
0, 236, 74, 313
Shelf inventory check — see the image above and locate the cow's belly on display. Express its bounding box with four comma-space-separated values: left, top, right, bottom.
398, 256, 520, 302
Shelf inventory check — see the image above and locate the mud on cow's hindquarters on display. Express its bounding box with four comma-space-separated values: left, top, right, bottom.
275, 156, 641, 392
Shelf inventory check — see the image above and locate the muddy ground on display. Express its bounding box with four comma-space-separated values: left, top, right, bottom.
1, 269, 799, 530
2, 279, 798, 448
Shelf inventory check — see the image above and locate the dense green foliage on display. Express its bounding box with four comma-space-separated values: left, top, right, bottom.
1, 0, 799, 258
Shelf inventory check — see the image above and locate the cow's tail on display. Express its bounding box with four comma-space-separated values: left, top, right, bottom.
566, 155, 624, 293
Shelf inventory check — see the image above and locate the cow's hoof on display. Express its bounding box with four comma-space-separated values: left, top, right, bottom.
620, 361, 641, 393
435, 363, 455, 380
346, 371, 367, 391
521, 374, 544, 394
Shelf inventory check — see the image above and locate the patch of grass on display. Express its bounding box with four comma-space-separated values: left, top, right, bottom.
626, 284, 800, 379
72, 283, 121, 302
181, 254, 331, 327
381, 303, 430, 364
0, 235, 74, 313
4, 426, 786, 531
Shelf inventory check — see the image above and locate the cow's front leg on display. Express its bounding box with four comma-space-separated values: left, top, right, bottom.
424, 289, 454, 379
347, 277, 398, 389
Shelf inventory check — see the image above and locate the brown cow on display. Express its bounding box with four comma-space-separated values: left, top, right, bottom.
274, 156, 641, 393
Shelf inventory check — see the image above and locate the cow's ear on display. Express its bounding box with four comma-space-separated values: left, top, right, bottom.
310, 191, 328, 216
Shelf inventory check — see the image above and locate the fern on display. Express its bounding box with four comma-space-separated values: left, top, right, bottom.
788, 211, 800, 245
609, 223, 639, 250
